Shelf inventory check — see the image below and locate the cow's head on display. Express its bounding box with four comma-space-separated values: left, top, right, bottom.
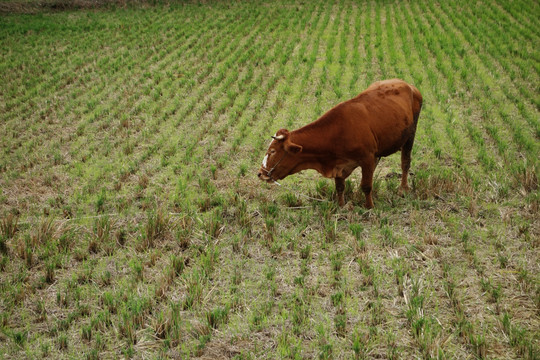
257, 129, 303, 183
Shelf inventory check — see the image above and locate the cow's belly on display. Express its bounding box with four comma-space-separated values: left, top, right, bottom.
320, 159, 358, 178
375, 122, 414, 157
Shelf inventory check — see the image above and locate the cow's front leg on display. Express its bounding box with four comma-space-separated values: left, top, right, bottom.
361, 159, 376, 209
335, 177, 345, 207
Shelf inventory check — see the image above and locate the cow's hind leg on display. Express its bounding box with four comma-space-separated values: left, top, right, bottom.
360, 159, 376, 209
400, 136, 415, 193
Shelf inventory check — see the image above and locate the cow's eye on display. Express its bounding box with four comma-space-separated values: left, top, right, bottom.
270, 149, 276, 155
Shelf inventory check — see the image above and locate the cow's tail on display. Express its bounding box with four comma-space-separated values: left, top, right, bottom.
410, 84, 423, 127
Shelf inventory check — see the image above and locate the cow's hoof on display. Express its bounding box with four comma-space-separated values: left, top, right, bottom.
398, 186, 410, 196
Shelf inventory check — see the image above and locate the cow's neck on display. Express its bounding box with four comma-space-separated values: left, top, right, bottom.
289, 127, 336, 178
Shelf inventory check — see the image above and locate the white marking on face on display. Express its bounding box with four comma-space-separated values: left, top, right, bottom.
262, 154, 268, 168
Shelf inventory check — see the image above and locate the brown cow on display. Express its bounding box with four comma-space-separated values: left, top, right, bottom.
257, 79, 423, 208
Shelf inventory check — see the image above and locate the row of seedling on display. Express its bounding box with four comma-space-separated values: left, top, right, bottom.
440, 260, 488, 358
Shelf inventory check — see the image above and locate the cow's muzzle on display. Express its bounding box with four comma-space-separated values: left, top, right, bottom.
257, 170, 272, 182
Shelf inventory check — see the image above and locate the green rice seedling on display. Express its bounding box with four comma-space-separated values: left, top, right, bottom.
0, 255, 7, 272
95, 189, 106, 214
469, 331, 487, 359
501, 312, 513, 340
204, 209, 224, 240
282, 192, 302, 207
139, 209, 170, 249
56, 288, 68, 308
392, 259, 408, 297
497, 253, 508, 268
234, 198, 251, 232
11, 330, 27, 348
349, 221, 364, 240
81, 323, 92, 342
230, 233, 243, 254
351, 330, 368, 360
276, 331, 301, 359
325, 220, 338, 243
0, 235, 7, 255
194, 333, 212, 357
155, 270, 172, 301
0, 214, 18, 241
331, 290, 344, 308
40, 342, 50, 358
264, 264, 276, 282
175, 224, 192, 250
416, 317, 444, 359
209, 164, 217, 180
122, 345, 135, 359
93, 215, 111, 248
119, 309, 137, 345
294, 271, 305, 287
263, 217, 275, 247
501, 311, 537, 359
317, 324, 333, 360
261, 202, 279, 218
86, 349, 99, 360
299, 244, 311, 260
206, 306, 229, 329
92, 310, 113, 332
406, 285, 425, 326
200, 247, 219, 279
44, 261, 55, 284
368, 299, 384, 327
334, 305, 347, 338
250, 309, 265, 332
123, 141, 134, 155
386, 331, 399, 360
517, 265, 533, 292
78, 303, 91, 318
57, 228, 75, 253
238, 163, 248, 177
153, 307, 180, 343
100, 292, 117, 314
171, 254, 185, 277
290, 292, 308, 335
231, 264, 242, 292
381, 226, 399, 247
184, 269, 204, 310
315, 179, 332, 199
57, 333, 68, 351
129, 258, 144, 282
0, 311, 8, 329
269, 240, 283, 256
19, 236, 34, 269
74, 260, 94, 286
456, 316, 474, 341
33, 217, 55, 248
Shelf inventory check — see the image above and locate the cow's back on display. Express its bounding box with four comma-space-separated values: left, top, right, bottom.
342, 79, 420, 157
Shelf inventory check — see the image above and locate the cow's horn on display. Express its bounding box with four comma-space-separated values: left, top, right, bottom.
272, 134, 285, 140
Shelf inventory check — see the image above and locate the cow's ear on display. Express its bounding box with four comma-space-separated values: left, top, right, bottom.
285, 142, 303, 154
